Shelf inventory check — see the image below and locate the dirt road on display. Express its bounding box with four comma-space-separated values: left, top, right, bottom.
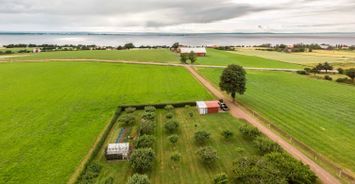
185, 65, 340, 184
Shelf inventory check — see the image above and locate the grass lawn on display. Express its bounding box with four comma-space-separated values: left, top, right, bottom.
0, 62, 212, 184
9, 49, 180, 63
198, 68, 355, 172
94, 108, 258, 184
196, 48, 303, 69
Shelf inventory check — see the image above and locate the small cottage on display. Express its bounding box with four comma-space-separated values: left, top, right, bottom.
105, 143, 130, 160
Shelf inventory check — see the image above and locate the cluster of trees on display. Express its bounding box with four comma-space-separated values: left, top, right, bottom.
180, 51, 197, 64
215, 46, 235, 51
77, 162, 102, 184
336, 68, 355, 84
219, 64, 247, 101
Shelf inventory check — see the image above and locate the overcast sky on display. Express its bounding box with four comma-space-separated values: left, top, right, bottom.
0, 0, 354, 33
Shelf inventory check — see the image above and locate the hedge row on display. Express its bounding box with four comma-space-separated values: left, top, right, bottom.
121, 101, 196, 110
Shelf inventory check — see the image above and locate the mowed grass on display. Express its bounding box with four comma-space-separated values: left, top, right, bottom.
0, 62, 212, 184
196, 48, 303, 69
11, 49, 180, 63
198, 68, 355, 172
94, 108, 258, 184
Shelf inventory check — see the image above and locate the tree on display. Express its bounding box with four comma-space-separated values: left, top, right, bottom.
322, 62, 333, 73
188, 51, 197, 64
168, 134, 179, 145
118, 114, 136, 127
142, 112, 156, 121
170, 151, 181, 162
253, 136, 282, 155
180, 54, 188, 64
194, 130, 210, 145
239, 124, 261, 139
135, 135, 155, 149
127, 174, 150, 184
213, 173, 228, 184
221, 130, 234, 140
140, 120, 155, 135
124, 43, 135, 49
171, 42, 179, 49
129, 148, 155, 173
165, 112, 174, 119
345, 68, 355, 82
219, 64, 246, 101
337, 67, 344, 74
164, 120, 179, 133
164, 104, 174, 111
196, 146, 218, 165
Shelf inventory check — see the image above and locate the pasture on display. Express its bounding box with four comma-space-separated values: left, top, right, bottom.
10, 49, 179, 63
198, 68, 355, 172
0, 62, 212, 184
93, 108, 259, 184
196, 48, 302, 69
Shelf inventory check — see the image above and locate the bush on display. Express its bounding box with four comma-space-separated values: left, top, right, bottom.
165, 105, 174, 111
324, 75, 332, 81
127, 174, 150, 184
165, 112, 174, 119
168, 134, 179, 145
125, 107, 136, 113
135, 135, 155, 149
296, 70, 309, 75
337, 67, 344, 74
213, 173, 228, 184
118, 114, 136, 127
221, 130, 234, 140
335, 77, 353, 84
164, 120, 179, 133
194, 131, 210, 145
130, 148, 155, 173
78, 162, 102, 184
142, 112, 156, 121
253, 136, 282, 155
170, 151, 181, 162
239, 124, 261, 139
196, 146, 218, 165
144, 106, 156, 112
140, 120, 155, 135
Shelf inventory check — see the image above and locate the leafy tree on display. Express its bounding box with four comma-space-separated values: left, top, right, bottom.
170, 151, 181, 162
164, 120, 179, 133
221, 130, 234, 140
168, 134, 179, 145
129, 148, 155, 173
164, 104, 174, 111
171, 42, 179, 49
165, 112, 174, 119
214, 173, 228, 184
194, 130, 210, 145
142, 112, 156, 121
118, 114, 136, 127
196, 146, 218, 165
188, 51, 197, 64
140, 120, 155, 135
144, 106, 156, 112
124, 43, 135, 49
337, 67, 344, 74
239, 124, 261, 139
304, 67, 312, 73
253, 136, 282, 155
127, 174, 150, 184
180, 54, 188, 64
322, 62, 333, 73
135, 135, 155, 149
219, 64, 246, 101
346, 68, 355, 82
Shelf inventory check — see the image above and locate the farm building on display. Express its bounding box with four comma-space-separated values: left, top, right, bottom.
179, 47, 207, 56
105, 143, 130, 160
196, 101, 220, 114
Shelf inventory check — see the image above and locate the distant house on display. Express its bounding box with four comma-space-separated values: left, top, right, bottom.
105, 143, 130, 160
32, 48, 41, 53
196, 101, 220, 114
178, 47, 207, 56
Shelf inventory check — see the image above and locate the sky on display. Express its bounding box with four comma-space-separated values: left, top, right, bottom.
0, 0, 354, 33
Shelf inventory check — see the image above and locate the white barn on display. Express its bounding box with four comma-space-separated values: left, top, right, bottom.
105, 143, 130, 160
179, 47, 207, 56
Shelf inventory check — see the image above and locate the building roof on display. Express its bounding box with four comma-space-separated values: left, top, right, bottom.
196, 101, 207, 108
180, 47, 207, 54
205, 101, 220, 108
107, 143, 129, 155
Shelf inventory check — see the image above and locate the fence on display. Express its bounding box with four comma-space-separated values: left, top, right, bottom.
240, 103, 355, 183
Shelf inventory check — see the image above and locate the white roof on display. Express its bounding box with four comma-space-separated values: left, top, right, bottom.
107, 143, 129, 155
196, 101, 207, 108
180, 47, 207, 54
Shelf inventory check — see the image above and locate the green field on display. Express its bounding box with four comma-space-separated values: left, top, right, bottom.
198, 68, 355, 172
0, 62, 212, 184
10, 49, 180, 63
196, 49, 303, 69
94, 108, 258, 184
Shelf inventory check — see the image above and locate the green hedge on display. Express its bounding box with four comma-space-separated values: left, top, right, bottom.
121, 101, 196, 110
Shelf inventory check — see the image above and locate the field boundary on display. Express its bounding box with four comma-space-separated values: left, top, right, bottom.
68, 107, 123, 184
238, 103, 355, 182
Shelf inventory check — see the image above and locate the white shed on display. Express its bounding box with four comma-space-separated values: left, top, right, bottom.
105, 143, 130, 160
196, 101, 208, 115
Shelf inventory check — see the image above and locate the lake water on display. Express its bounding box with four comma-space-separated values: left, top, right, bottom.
1, 33, 355, 46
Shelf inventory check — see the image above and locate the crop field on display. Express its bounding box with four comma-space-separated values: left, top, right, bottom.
0, 62, 212, 184
9, 49, 180, 63
235, 48, 355, 68
93, 108, 259, 184
198, 68, 355, 172
196, 48, 303, 69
